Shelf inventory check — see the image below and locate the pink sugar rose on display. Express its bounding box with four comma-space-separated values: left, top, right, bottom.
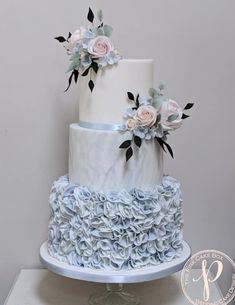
66, 27, 86, 54
126, 118, 138, 130
88, 36, 114, 58
160, 99, 183, 131
135, 105, 157, 127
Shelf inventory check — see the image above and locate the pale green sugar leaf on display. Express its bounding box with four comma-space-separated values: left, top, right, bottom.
167, 114, 178, 122
67, 57, 80, 72
148, 87, 157, 98
97, 27, 104, 35
147, 98, 152, 105
93, 26, 104, 36
70, 53, 79, 61
103, 25, 113, 37
153, 96, 163, 109
97, 9, 103, 22
91, 27, 97, 34
156, 114, 161, 124
158, 81, 166, 91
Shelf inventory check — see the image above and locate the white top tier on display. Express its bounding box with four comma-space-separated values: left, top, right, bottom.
78, 59, 154, 124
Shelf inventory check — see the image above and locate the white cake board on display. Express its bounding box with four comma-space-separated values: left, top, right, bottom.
40, 240, 191, 284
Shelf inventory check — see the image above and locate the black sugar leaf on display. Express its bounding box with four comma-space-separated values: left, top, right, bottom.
64, 71, 74, 92
157, 138, 174, 158
184, 103, 194, 110
136, 94, 140, 108
82, 67, 90, 76
74, 70, 79, 83
54, 36, 66, 43
134, 136, 142, 148
163, 141, 174, 158
91, 61, 99, 73
126, 147, 133, 162
88, 80, 94, 92
127, 92, 134, 101
87, 7, 94, 23
182, 113, 190, 119
119, 140, 132, 149
157, 138, 166, 152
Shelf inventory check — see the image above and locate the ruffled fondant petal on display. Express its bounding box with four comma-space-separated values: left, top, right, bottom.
48, 175, 183, 270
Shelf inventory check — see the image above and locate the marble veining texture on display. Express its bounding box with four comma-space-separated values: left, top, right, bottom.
69, 124, 163, 192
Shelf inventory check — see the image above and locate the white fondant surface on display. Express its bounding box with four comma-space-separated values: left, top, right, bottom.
78, 59, 153, 124
69, 124, 163, 192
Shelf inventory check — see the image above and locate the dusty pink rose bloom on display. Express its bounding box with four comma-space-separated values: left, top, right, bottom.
160, 99, 183, 131
88, 36, 114, 58
135, 105, 157, 127
65, 27, 86, 54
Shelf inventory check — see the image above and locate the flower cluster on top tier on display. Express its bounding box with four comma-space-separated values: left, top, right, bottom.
55, 8, 121, 92
119, 84, 194, 161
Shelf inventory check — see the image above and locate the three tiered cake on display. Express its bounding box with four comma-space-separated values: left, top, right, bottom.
48, 8, 193, 271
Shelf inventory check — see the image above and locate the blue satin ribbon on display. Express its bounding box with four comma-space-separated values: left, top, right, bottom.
78, 120, 126, 131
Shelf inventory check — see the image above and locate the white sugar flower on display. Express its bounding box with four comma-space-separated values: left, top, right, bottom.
160, 99, 183, 131
65, 27, 87, 55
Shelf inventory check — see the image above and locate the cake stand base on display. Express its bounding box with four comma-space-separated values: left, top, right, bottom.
89, 283, 139, 305
40, 241, 191, 304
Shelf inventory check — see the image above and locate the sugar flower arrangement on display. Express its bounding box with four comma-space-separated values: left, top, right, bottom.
55, 8, 121, 92
119, 84, 194, 161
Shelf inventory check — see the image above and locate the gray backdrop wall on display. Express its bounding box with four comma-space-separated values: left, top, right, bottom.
0, 0, 234, 304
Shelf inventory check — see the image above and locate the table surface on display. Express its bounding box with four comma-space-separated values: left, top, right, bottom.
4, 269, 223, 305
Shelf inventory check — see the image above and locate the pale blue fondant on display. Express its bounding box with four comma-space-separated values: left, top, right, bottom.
78, 121, 126, 132
48, 175, 183, 270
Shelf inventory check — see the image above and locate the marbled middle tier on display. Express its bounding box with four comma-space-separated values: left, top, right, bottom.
78, 59, 153, 124
69, 124, 163, 192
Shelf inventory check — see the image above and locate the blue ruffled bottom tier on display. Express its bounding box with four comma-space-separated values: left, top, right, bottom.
48, 175, 183, 270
